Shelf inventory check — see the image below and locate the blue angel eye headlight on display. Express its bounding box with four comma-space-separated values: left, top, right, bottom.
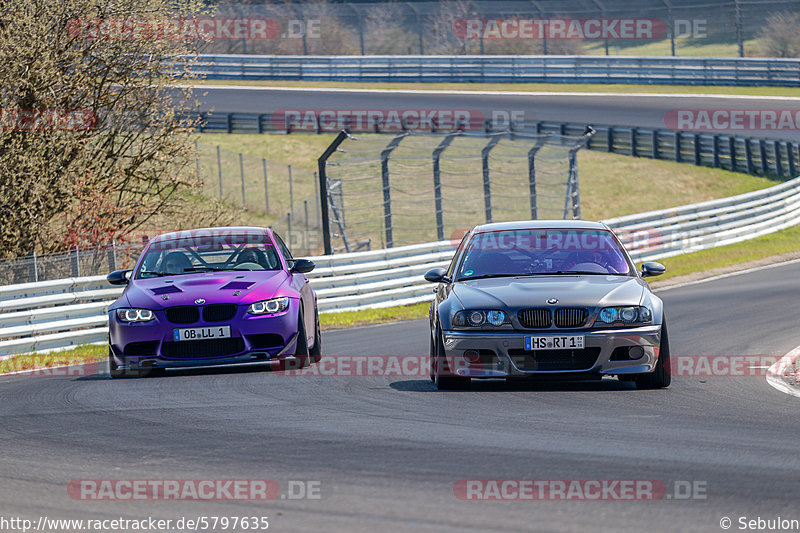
597, 306, 652, 326
247, 297, 289, 315
117, 309, 155, 323
453, 310, 508, 327
486, 310, 507, 326
599, 307, 617, 323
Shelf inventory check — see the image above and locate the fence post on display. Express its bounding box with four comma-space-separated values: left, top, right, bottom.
713, 135, 720, 168
317, 130, 350, 255
481, 135, 503, 223
27, 252, 37, 283
313, 172, 320, 229
432, 133, 458, 241
745, 139, 754, 174
287, 212, 292, 248
107, 243, 116, 272
694, 134, 702, 166
303, 200, 309, 252
652, 130, 659, 159
527, 138, 547, 220
216, 145, 223, 198
729, 137, 737, 171
631, 128, 638, 157
262, 159, 269, 213
775, 141, 784, 177
71, 247, 80, 278
607, 127, 614, 152
759, 140, 768, 175
675, 132, 682, 162
288, 165, 294, 221
380, 134, 407, 248
239, 153, 246, 207
789, 143, 797, 177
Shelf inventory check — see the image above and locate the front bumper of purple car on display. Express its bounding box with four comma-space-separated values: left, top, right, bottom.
108, 299, 302, 371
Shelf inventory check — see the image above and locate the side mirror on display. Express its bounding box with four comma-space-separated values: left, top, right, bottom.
641, 262, 666, 278
107, 269, 132, 285
290, 258, 315, 274
424, 267, 450, 283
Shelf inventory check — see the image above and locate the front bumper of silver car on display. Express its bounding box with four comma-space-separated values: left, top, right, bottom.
441, 325, 662, 378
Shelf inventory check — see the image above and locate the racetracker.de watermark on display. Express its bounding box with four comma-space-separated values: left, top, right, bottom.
67, 18, 281, 40
275, 109, 487, 132
454, 479, 706, 501
454, 18, 666, 40
68, 479, 321, 501
665, 109, 800, 131
0, 109, 95, 132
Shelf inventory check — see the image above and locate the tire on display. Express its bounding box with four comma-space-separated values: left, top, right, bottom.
634, 319, 671, 389
280, 310, 309, 371
309, 308, 322, 364
108, 347, 125, 379
433, 328, 471, 391
429, 333, 435, 382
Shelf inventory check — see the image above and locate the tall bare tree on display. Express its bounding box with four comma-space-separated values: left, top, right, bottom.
0, 0, 220, 259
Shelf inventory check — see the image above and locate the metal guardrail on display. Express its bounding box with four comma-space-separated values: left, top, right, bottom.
2, 175, 800, 355
191, 115, 800, 181
188, 55, 800, 87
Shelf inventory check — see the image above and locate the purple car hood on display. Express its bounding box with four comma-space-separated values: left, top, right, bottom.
123, 270, 292, 309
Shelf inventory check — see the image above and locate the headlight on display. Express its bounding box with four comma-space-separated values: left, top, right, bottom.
452, 310, 508, 327
597, 306, 652, 326
247, 297, 290, 315
117, 309, 155, 323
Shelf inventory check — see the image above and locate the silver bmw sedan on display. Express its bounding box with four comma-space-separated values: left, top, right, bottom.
424, 220, 669, 390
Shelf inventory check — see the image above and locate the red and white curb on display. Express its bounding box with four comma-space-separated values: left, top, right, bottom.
766, 346, 800, 399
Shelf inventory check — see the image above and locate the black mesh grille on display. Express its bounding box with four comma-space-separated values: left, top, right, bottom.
203, 304, 237, 322
554, 308, 589, 328
161, 338, 245, 359
124, 341, 158, 356
518, 308, 551, 329
246, 333, 285, 349
508, 347, 601, 371
165, 306, 199, 324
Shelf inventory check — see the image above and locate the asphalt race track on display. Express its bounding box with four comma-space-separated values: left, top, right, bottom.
2, 262, 800, 532
195, 86, 800, 141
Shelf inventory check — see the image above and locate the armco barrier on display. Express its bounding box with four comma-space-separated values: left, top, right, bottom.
2, 176, 800, 355
187, 55, 800, 87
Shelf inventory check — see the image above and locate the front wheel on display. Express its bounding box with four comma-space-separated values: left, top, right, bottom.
108, 347, 125, 378
309, 308, 322, 364
279, 311, 310, 371
634, 319, 671, 389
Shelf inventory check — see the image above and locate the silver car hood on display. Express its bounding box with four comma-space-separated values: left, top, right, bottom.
451, 275, 647, 309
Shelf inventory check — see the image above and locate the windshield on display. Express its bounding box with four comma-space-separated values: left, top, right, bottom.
457, 229, 632, 280
135, 235, 282, 279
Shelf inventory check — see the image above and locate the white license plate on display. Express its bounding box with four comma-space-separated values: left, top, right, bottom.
173, 326, 231, 342
525, 335, 584, 351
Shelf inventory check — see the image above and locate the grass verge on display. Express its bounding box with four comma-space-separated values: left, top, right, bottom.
185, 79, 800, 98
5, 223, 800, 375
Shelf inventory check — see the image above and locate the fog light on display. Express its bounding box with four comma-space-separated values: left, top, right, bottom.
464, 350, 481, 364
628, 346, 645, 359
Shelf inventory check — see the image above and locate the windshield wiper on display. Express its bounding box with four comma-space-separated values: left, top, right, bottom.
183, 266, 230, 272
459, 271, 620, 281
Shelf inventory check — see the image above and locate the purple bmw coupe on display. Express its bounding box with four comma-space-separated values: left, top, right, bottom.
106, 227, 320, 377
